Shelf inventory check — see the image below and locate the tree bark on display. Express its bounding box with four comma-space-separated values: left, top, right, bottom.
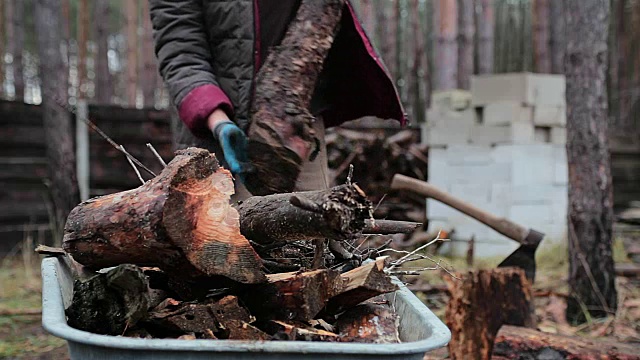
237, 183, 372, 245
0, 0, 4, 99
386, 0, 399, 79
7, 0, 25, 101
35, 0, 80, 244
77, 0, 89, 100
433, 0, 458, 90
549, 0, 566, 74
94, 0, 112, 104
409, 0, 427, 124
565, 0, 617, 323
245, 0, 344, 196
476, 0, 494, 74
494, 325, 640, 359
125, 0, 138, 107
359, 0, 375, 38
445, 268, 536, 360
457, 0, 475, 89
141, 0, 157, 108
533, 0, 552, 73
63, 148, 266, 285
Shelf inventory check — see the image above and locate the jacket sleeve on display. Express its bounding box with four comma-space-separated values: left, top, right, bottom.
149, 0, 234, 138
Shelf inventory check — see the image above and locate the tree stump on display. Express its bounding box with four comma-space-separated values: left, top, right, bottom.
245, 0, 345, 196
445, 268, 536, 360
63, 148, 266, 285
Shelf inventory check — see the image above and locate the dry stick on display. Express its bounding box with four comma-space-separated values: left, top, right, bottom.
121, 145, 145, 185
388, 231, 446, 271
0, 309, 42, 316
146, 143, 167, 167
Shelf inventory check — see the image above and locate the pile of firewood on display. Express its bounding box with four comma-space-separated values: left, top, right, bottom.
57, 148, 418, 343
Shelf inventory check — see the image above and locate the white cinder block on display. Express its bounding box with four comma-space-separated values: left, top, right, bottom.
443, 162, 512, 184
450, 183, 491, 203
423, 122, 472, 147
554, 146, 568, 185
471, 73, 566, 107
509, 204, 554, 225
481, 101, 533, 126
426, 107, 477, 125
533, 106, 566, 127
445, 145, 494, 165
470, 121, 535, 146
510, 145, 556, 185
550, 127, 566, 144
431, 90, 472, 111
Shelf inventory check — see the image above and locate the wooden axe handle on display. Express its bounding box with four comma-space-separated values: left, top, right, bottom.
391, 174, 529, 244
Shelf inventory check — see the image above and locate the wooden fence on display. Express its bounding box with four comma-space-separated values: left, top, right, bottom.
0, 100, 172, 252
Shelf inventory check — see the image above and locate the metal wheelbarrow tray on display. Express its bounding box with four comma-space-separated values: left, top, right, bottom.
41, 257, 450, 359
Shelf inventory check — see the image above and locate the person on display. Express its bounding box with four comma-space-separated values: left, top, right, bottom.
149, 0, 405, 201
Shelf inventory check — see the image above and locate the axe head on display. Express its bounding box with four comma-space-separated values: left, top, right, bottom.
497, 229, 544, 283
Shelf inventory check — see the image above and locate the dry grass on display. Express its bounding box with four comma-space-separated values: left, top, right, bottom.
0, 256, 68, 360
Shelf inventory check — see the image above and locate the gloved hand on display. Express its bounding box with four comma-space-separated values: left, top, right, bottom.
212, 120, 252, 182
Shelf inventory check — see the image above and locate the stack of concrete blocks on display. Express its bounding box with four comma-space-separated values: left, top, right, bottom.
423, 73, 568, 258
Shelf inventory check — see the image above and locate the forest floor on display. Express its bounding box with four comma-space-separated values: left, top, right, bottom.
0, 230, 638, 359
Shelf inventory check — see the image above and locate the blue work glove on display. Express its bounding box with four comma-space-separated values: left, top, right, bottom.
212, 120, 252, 182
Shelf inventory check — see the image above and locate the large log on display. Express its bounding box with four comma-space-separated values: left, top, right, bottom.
237, 183, 372, 245
63, 148, 266, 285
446, 268, 536, 360
493, 325, 640, 359
245, 0, 345, 195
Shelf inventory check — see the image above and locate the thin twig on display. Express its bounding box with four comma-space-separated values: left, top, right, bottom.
346, 164, 354, 185
146, 143, 167, 167
121, 145, 145, 185
387, 231, 447, 271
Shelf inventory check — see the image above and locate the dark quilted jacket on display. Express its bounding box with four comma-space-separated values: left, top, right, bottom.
149, 0, 405, 145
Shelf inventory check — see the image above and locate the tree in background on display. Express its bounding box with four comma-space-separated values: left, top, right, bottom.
457, 0, 474, 89
35, 0, 80, 244
125, 0, 139, 107
0, 0, 4, 99
94, 0, 113, 104
549, 0, 565, 74
6, 0, 25, 101
77, 0, 89, 100
565, 0, 617, 323
141, 0, 156, 108
533, 0, 551, 73
433, 0, 457, 90
409, 0, 428, 123
476, 0, 495, 74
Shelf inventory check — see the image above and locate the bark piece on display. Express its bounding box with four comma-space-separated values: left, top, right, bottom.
445, 268, 536, 360
258, 320, 339, 341
326, 257, 398, 314
146, 295, 267, 340
243, 269, 340, 322
63, 148, 265, 285
493, 325, 640, 359
245, 0, 345, 196
237, 183, 372, 245
335, 303, 400, 344
66, 264, 150, 335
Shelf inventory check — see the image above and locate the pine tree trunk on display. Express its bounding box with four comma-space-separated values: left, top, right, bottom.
565, 0, 617, 324
433, 0, 458, 90
533, 0, 551, 73
457, 0, 474, 89
77, 0, 89, 100
385, 0, 399, 80
141, 0, 156, 108
359, 0, 375, 39
7, 0, 25, 101
476, 0, 494, 74
409, 0, 426, 124
0, 0, 4, 99
35, 0, 80, 244
375, 0, 387, 61
94, 0, 112, 104
549, 0, 565, 74
125, 0, 138, 107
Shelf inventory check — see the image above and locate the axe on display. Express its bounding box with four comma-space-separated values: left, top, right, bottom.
391, 174, 543, 282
